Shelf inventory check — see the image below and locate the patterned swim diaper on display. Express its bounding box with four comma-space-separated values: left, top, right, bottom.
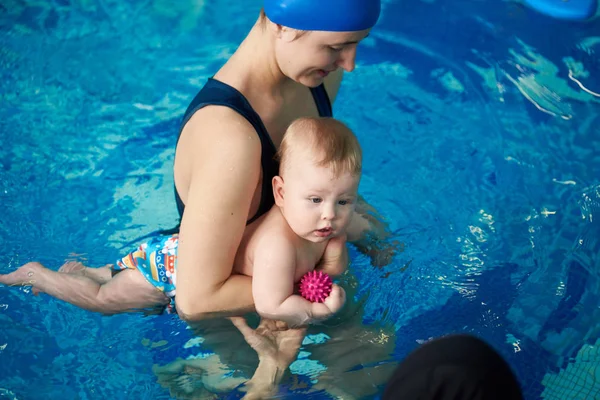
114, 234, 179, 314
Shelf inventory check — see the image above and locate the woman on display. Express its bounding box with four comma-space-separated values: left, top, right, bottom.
145, 1, 404, 396
164, 1, 394, 395
172, 0, 387, 322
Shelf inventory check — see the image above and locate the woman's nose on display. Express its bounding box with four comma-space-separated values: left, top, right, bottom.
337, 47, 357, 72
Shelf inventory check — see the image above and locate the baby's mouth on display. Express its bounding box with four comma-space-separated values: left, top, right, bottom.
315, 227, 333, 237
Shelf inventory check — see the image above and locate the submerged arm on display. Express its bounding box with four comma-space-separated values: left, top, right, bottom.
323, 72, 399, 267
346, 196, 400, 268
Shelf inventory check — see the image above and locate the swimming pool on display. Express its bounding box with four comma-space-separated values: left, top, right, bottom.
1, 0, 599, 398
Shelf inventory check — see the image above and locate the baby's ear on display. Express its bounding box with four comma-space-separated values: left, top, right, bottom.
272, 176, 285, 206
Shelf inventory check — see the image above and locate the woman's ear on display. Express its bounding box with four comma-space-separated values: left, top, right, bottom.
272, 176, 285, 207
269, 21, 300, 42
268, 19, 283, 37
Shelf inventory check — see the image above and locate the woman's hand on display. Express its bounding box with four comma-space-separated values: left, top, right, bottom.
229, 317, 306, 364
229, 317, 307, 398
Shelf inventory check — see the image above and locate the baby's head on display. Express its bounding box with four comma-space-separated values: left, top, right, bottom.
273, 117, 362, 242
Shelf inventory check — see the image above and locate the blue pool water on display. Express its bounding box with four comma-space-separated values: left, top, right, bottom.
1, 0, 599, 399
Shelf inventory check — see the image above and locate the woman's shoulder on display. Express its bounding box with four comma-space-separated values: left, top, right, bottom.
175, 105, 263, 193
182, 105, 259, 147
180, 76, 261, 140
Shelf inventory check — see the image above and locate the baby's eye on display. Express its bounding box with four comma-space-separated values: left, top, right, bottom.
338, 199, 350, 205
329, 46, 344, 51
310, 197, 322, 204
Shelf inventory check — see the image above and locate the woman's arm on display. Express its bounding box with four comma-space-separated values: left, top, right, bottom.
323, 72, 399, 267
346, 195, 400, 267
323, 71, 387, 245
174, 108, 263, 321
316, 234, 348, 277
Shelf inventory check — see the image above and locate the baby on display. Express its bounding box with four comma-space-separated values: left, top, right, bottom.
0, 117, 362, 327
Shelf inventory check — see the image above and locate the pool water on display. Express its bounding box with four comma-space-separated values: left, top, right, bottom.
1, 0, 599, 399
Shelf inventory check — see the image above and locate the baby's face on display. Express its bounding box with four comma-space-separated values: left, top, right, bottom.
280, 160, 360, 243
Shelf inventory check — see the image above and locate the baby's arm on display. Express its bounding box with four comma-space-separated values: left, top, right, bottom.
316, 234, 348, 278
252, 237, 345, 328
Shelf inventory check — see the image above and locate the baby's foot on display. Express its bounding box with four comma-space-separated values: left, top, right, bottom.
0, 262, 43, 287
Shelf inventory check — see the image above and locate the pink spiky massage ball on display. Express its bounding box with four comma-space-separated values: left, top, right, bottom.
299, 271, 332, 303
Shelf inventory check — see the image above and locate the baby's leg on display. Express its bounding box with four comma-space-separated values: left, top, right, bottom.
58, 261, 113, 284
26, 261, 112, 296
0, 262, 169, 314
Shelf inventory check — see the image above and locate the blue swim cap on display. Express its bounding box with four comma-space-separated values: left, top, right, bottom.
264, 0, 381, 32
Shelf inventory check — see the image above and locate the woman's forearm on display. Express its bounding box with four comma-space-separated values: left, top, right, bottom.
318, 238, 349, 277
346, 195, 399, 267
346, 195, 387, 242
176, 274, 255, 321
243, 357, 288, 399
257, 295, 335, 328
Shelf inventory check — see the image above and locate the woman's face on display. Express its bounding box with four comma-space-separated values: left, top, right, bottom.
273, 28, 371, 87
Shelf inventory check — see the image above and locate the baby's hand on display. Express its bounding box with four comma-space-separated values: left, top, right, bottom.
323, 284, 346, 315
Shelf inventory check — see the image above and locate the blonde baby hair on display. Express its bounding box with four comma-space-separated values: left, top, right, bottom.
277, 117, 362, 178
